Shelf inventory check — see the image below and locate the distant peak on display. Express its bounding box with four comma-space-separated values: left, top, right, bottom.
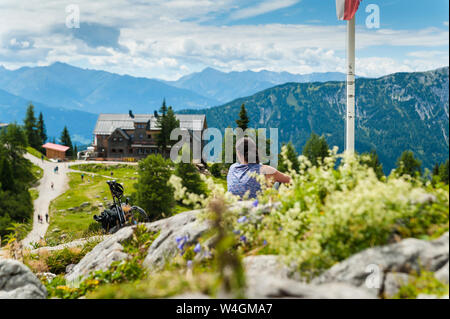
201, 67, 221, 74
50, 61, 71, 67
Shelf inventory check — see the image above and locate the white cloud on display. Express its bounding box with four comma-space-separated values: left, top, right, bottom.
231, 0, 300, 20
0, 0, 448, 80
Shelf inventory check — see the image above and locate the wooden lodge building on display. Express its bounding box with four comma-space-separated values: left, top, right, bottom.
42, 143, 70, 160
93, 113, 207, 161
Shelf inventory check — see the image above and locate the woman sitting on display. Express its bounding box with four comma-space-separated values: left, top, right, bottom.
227, 137, 291, 199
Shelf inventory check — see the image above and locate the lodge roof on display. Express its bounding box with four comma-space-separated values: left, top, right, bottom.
42, 143, 70, 152
94, 113, 206, 135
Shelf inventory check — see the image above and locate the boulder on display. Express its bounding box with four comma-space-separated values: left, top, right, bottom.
0, 259, 47, 299
80, 202, 90, 208
383, 272, 412, 298
143, 201, 280, 271
434, 261, 449, 284
245, 275, 375, 299
65, 226, 134, 285
65, 264, 76, 274
243, 255, 304, 282
313, 232, 449, 297
143, 209, 211, 270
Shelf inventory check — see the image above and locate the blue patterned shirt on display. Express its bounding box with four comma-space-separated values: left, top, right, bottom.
227, 163, 261, 199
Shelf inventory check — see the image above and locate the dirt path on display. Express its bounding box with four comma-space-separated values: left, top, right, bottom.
22, 154, 70, 248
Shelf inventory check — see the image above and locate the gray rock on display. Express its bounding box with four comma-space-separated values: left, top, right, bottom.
0, 259, 47, 299
383, 272, 412, 298
313, 232, 449, 297
80, 202, 90, 208
434, 261, 449, 284
65, 226, 134, 285
143, 209, 211, 270
246, 275, 375, 299
243, 255, 304, 282
65, 264, 76, 274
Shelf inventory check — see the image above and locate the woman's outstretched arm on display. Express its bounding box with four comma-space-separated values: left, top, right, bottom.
260, 165, 291, 184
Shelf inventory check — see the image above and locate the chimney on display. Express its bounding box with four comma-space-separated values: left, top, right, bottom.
129, 110, 134, 118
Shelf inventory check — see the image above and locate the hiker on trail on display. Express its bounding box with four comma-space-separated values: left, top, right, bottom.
51, 182, 54, 190
41, 155, 44, 162
227, 137, 290, 199
110, 171, 114, 177
45, 213, 49, 223
81, 173, 84, 181
38, 214, 42, 224
55, 166, 59, 174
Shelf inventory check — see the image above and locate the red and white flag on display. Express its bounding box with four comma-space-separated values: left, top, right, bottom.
336, 0, 362, 20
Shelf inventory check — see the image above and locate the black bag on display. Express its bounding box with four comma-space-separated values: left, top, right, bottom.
93, 206, 122, 233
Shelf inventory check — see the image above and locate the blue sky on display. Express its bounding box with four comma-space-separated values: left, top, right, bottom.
0, 0, 448, 79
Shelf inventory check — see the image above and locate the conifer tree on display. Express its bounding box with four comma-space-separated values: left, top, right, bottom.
396, 150, 422, 177
60, 126, 73, 157
0, 157, 14, 192
302, 132, 329, 166
134, 154, 174, 219
37, 112, 47, 145
236, 104, 249, 130
23, 104, 40, 149
439, 159, 449, 184
156, 100, 179, 156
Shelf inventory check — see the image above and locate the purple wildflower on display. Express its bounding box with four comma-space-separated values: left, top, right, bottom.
252, 200, 259, 207
237, 216, 248, 223
233, 229, 241, 235
263, 239, 267, 246
187, 260, 193, 268
239, 235, 247, 243
194, 243, 202, 253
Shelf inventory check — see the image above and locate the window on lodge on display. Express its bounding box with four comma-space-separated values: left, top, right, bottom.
112, 149, 116, 153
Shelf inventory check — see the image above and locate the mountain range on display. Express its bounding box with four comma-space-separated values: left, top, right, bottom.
0, 63, 348, 144
0, 88, 97, 145
181, 67, 449, 173
0, 62, 448, 171
165, 67, 349, 103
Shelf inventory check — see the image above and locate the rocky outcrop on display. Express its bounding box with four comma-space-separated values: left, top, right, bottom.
246, 275, 375, 299
243, 255, 303, 282
313, 232, 449, 297
382, 273, 412, 298
243, 255, 375, 299
435, 261, 449, 284
143, 209, 210, 270
65, 226, 134, 285
0, 259, 47, 299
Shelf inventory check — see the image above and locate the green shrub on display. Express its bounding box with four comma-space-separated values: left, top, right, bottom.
393, 271, 449, 299
175, 162, 206, 196
231, 150, 449, 278
210, 163, 222, 178
133, 154, 175, 220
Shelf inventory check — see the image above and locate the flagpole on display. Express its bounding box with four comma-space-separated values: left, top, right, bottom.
346, 16, 355, 153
